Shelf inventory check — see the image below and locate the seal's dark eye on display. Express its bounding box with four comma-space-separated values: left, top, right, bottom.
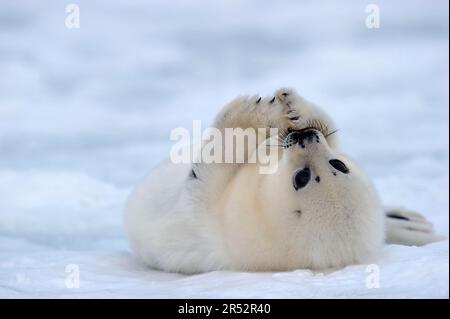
293, 167, 311, 190
329, 159, 349, 174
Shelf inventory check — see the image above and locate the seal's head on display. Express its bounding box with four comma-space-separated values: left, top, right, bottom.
254, 123, 384, 270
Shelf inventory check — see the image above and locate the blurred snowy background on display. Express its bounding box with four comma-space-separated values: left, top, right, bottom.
0, 0, 448, 298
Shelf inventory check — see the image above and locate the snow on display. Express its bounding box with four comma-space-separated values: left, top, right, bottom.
0, 0, 448, 298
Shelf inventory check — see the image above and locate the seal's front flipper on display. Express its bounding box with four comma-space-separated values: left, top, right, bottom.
385, 207, 446, 246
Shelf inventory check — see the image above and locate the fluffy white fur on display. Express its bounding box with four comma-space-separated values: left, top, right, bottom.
125, 88, 443, 274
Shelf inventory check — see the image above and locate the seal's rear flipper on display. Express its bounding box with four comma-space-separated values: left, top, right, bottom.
385, 207, 446, 246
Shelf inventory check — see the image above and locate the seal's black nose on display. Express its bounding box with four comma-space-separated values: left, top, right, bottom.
284, 129, 320, 149
298, 129, 320, 146
284, 131, 301, 148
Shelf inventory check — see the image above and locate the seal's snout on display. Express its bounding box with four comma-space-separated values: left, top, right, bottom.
298, 129, 321, 148
284, 129, 322, 149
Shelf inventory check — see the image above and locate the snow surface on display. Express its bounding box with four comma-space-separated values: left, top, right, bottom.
0, 0, 448, 298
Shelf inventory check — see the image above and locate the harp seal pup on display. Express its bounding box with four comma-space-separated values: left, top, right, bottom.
125, 88, 443, 274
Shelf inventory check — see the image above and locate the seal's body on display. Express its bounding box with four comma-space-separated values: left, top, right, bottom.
125, 88, 442, 273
